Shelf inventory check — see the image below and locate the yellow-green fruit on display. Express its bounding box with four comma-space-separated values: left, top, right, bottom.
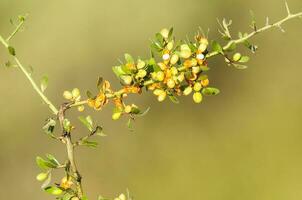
198, 43, 208, 52
157, 91, 167, 102
191, 58, 198, 66
71, 197, 80, 200
156, 71, 165, 81
193, 92, 203, 103
160, 28, 169, 38
124, 105, 132, 113
193, 82, 202, 91
170, 54, 179, 65
72, 88, 80, 98
192, 66, 200, 74
158, 62, 167, 70
112, 112, 122, 120
177, 73, 185, 82
167, 79, 175, 88
170, 67, 178, 75
36, 173, 48, 181
233, 53, 242, 62
167, 41, 174, 51
122, 75, 133, 85
119, 194, 126, 200
183, 86, 193, 96
153, 89, 164, 96
180, 44, 192, 59
137, 69, 147, 78
63, 91, 73, 100
137, 60, 145, 69
77, 105, 85, 112
50, 187, 63, 195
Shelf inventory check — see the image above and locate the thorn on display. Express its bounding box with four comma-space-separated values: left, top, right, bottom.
266, 17, 270, 26
277, 25, 286, 33
285, 1, 291, 16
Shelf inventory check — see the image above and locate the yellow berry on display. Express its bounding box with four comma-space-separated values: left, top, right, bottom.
137, 69, 147, 78
137, 60, 145, 69
124, 105, 132, 113
167, 79, 175, 88
167, 41, 174, 50
177, 73, 185, 82
156, 71, 165, 81
119, 194, 126, 200
183, 86, 193, 96
122, 75, 133, 85
191, 58, 198, 66
170, 67, 178, 75
180, 44, 192, 58
72, 88, 80, 98
193, 82, 202, 91
36, 173, 48, 181
77, 105, 85, 112
112, 112, 122, 120
233, 53, 242, 62
192, 66, 200, 74
153, 89, 164, 96
158, 62, 167, 70
201, 78, 209, 87
63, 91, 73, 100
170, 54, 179, 65
157, 91, 167, 102
193, 92, 203, 103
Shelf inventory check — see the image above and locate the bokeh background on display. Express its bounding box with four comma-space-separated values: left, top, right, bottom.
1, 0, 302, 199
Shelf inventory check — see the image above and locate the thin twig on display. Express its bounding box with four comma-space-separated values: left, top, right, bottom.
207, 10, 302, 58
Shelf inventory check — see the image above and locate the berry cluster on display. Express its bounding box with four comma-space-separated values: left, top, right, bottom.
63, 28, 219, 120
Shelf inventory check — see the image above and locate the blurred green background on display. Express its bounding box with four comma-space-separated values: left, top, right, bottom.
1, 0, 302, 199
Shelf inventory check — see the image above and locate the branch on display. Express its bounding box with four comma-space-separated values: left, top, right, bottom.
207, 9, 302, 58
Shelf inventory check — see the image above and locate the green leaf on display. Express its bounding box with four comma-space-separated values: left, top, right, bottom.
168, 27, 174, 39
95, 126, 106, 137
63, 119, 72, 133
62, 193, 74, 200
96, 77, 103, 90
81, 196, 89, 200
124, 53, 134, 64
211, 41, 223, 54
225, 42, 237, 52
86, 90, 94, 99
127, 118, 134, 132
168, 94, 180, 104
239, 56, 250, 63
44, 186, 63, 195
81, 140, 98, 148
232, 63, 248, 69
8, 46, 16, 56
202, 87, 220, 96
112, 66, 127, 78
40, 75, 49, 92
78, 116, 93, 132
42, 118, 56, 137
46, 154, 60, 166
36, 156, 57, 170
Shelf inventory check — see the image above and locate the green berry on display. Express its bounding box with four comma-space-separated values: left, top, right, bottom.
233, 53, 242, 62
